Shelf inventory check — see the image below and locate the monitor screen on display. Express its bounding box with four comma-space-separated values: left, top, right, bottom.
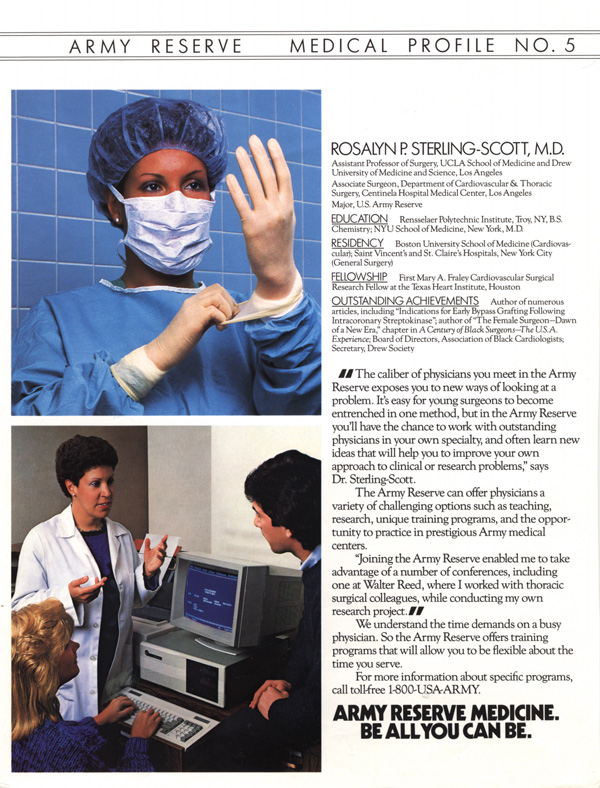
170, 552, 303, 652
184, 565, 237, 633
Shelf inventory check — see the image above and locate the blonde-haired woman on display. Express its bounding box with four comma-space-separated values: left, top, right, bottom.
12, 598, 160, 772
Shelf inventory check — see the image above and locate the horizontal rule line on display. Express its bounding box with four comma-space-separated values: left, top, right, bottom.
1, 55, 598, 61
2, 29, 599, 34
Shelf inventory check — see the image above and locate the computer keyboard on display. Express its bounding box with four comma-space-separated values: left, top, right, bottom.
120, 686, 219, 750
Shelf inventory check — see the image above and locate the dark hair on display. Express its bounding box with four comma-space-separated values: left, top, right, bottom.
245, 450, 321, 551
55, 435, 118, 498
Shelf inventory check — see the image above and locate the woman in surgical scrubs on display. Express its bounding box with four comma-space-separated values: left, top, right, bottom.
12, 97, 321, 416
11, 434, 168, 721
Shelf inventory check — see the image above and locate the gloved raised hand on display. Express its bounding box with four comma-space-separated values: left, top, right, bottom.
227, 136, 299, 300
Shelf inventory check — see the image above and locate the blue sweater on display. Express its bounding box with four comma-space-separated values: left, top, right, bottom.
12, 717, 153, 772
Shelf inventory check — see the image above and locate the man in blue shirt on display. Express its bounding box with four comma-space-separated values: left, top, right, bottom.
212, 450, 321, 771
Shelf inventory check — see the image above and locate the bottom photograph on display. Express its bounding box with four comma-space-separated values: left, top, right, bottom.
11, 424, 321, 773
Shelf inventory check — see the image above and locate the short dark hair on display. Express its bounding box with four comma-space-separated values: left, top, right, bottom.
245, 450, 321, 551
55, 435, 118, 498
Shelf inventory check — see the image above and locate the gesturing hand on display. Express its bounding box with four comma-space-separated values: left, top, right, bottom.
226, 136, 298, 300
68, 575, 106, 604
144, 534, 168, 578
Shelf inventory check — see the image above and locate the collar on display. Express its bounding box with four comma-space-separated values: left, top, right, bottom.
101, 278, 205, 295
55, 505, 127, 538
300, 544, 321, 571
77, 521, 107, 536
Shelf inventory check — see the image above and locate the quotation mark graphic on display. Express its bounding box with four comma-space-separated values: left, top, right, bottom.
409, 606, 424, 615
339, 369, 354, 378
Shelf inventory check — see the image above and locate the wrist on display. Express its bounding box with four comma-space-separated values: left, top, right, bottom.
111, 345, 167, 399
145, 299, 203, 371
93, 710, 108, 726
143, 339, 175, 373
253, 264, 299, 300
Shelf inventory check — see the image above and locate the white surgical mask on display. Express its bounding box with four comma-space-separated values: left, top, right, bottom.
109, 185, 214, 275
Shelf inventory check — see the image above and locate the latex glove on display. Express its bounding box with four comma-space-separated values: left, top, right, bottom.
227, 136, 299, 300
145, 284, 238, 371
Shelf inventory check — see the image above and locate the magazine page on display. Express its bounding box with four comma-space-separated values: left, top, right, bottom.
4, 4, 600, 787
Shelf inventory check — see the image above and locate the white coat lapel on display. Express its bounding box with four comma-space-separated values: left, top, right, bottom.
106, 517, 128, 575
57, 505, 101, 578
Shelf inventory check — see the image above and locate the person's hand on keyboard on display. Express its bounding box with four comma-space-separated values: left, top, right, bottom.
118, 688, 219, 748
94, 695, 137, 726
131, 708, 162, 739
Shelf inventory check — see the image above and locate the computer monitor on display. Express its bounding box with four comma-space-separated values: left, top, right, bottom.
170, 552, 303, 653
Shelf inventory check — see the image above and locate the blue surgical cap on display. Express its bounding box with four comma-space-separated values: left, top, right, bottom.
87, 97, 228, 220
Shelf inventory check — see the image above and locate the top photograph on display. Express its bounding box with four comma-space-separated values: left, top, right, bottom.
12, 90, 321, 416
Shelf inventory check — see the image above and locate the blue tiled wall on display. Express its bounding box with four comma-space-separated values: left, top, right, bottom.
12, 89, 321, 331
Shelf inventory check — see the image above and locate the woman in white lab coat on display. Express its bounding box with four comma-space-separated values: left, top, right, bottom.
11, 435, 167, 721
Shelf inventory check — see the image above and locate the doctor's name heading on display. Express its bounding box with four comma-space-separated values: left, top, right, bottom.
331, 141, 564, 157
66, 35, 577, 57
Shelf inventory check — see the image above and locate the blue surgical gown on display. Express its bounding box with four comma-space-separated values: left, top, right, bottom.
12, 280, 321, 415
